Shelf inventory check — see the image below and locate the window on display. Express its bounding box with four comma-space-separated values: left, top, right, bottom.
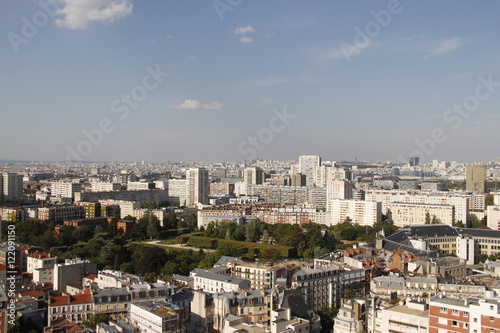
440, 307, 447, 313
462, 311, 468, 317
452, 309, 459, 315
452, 320, 458, 327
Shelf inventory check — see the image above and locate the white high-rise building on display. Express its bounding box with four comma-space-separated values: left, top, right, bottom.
327, 180, 353, 201
299, 155, 321, 187
2, 172, 23, 201
51, 181, 82, 199
186, 168, 209, 207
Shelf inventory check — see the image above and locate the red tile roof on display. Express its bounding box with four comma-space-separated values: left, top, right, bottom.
20, 290, 45, 298
28, 251, 53, 259
49, 289, 92, 306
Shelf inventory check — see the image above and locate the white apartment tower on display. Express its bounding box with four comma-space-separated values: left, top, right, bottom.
51, 181, 82, 199
299, 155, 321, 187
327, 180, 353, 201
186, 168, 209, 207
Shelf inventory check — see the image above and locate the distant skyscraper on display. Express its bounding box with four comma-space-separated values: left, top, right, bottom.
409, 156, 420, 166
186, 168, 209, 207
299, 155, 321, 186
2, 173, 23, 202
243, 167, 264, 186
466, 165, 486, 193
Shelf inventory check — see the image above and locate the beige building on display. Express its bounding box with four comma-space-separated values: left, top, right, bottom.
387, 202, 454, 227
487, 205, 500, 230
466, 164, 486, 193
365, 190, 469, 224
333, 299, 366, 333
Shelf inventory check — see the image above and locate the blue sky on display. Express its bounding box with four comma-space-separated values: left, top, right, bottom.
1, 0, 500, 163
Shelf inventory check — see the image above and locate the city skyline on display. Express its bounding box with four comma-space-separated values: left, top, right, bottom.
2, 1, 500, 163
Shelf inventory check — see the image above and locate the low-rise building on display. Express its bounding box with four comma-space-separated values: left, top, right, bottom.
367, 299, 428, 333
292, 265, 366, 309
48, 289, 93, 325
429, 295, 500, 333
130, 300, 183, 333
193, 270, 251, 293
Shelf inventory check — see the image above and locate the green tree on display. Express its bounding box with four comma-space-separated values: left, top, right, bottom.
72, 225, 94, 243
141, 201, 157, 209
485, 194, 494, 206
163, 212, 177, 229
135, 247, 168, 275
83, 313, 109, 330
57, 225, 76, 246
147, 214, 161, 239
431, 215, 441, 224
245, 220, 262, 243
317, 305, 339, 333
425, 211, 431, 224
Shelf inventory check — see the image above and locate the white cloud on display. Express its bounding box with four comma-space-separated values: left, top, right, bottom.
203, 101, 223, 110
55, 0, 133, 30
234, 25, 254, 34
427, 37, 463, 57
168, 100, 222, 111
240, 37, 253, 44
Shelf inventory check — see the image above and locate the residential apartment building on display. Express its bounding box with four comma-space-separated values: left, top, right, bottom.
1, 172, 23, 202
299, 155, 321, 186
291, 265, 366, 309
193, 270, 251, 293
48, 289, 93, 325
75, 189, 168, 206
387, 202, 455, 227
466, 164, 486, 193
365, 190, 469, 224
333, 299, 366, 333
38, 206, 86, 223
89, 182, 122, 192
51, 181, 82, 199
367, 299, 428, 333
429, 295, 500, 333
186, 168, 209, 207
167, 179, 186, 205
230, 261, 302, 289
328, 199, 381, 226
487, 205, 500, 230
327, 180, 354, 201
130, 300, 183, 333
